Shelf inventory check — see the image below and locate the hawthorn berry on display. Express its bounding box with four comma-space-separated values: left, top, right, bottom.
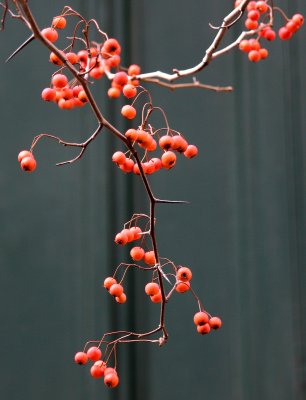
52, 74, 68, 89
20, 156, 37, 172
41, 27, 58, 42
87, 346, 102, 362
112, 151, 126, 164
176, 267, 192, 282
145, 282, 160, 296
109, 283, 124, 297
130, 246, 145, 261
193, 311, 209, 326
74, 351, 88, 365
108, 87, 121, 98
175, 281, 190, 293
184, 144, 198, 158
115, 293, 127, 304
121, 105, 136, 120
129, 226, 142, 240
161, 151, 176, 169
278, 27, 292, 40
150, 291, 162, 303
18, 150, 33, 163
123, 84, 137, 98
143, 251, 156, 266
209, 316, 222, 330
128, 64, 141, 76
159, 135, 173, 150
104, 372, 119, 388
52, 16, 67, 29
90, 362, 105, 378
114, 232, 129, 245
103, 277, 117, 290
197, 323, 211, 335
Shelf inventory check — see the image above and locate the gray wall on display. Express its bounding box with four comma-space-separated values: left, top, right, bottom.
0, 1, 305, 400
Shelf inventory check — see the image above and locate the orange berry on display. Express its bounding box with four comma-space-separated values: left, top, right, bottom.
41, 88, 56, 102
20, 156, 36, 172
171, 135, 188, 153
264, 29, 276, 41
104, 372, 119, 388
130, 246, 145, 261
18, 150, 33, 163
66, 52, 78, 64
248, 50, 261, 62
49, 51, 64, 65
125, 129, 138, 141
129, 226, 142, 240
90, 67, 104, 80
52, 16, 67, 29
150, 291, 162, 303
247, 9, 260, 21
239, 40, 251, 52
114, 231, 129, 245
136, 130, 151, 148
115, 293, 127, 304
176, 266, 192, 282
278, 27, 292, 40
52, 74, 68, 89
209, 316, 222, 330
246, 1, 256, 11
161, 151, 176, 169
90, 362, 105, 378
128, 64, 141, 76
87, 346, 102, 362
103, 277, 117, 290
123, 84, 137, 98
121, 228, 134, 242
245, 19, 258, 30
145, 282, 160, 296
292, 14, 304, 28
159, 135, 173, 150
259, 48, 268, 59
77, 50, 88, 64
102, 38, 121, 57
143, 251, 156, 266
175, 281, 190, 293
74, 351, 88, 365
197, 323, 211, 335
256, 1, 268, 14
119, 158, 135, 173
112, 151, 126, 164
121, 105, 136, 120
109, 283, 124, 297
248, 39, 261, 51
108, 87, 121, 98
184, 144, 198, 158
193, 311, 209, 326
78, 91, 88, 103
113, 71, 128, 87
41, 27, 58, 42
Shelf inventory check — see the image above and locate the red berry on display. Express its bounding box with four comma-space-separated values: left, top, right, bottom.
108, 87, 121, 98
259, 48, 268, 59
123, 84, 137, 98
121, 105, 136, 120
175, 281, 190, 293
128, 64, 141, 76
18, 150, 33, 163
171, 135, 188, 153
115, 293, 127, 304
264, 29, 276, 41
245, 19, 258, 30
74, 351, 88, 365
113, 72, 128, 87
41, 27, 58, 42
125, 129, 138, 141
20, 156, 36, 172
104, 372, 119, 388
143, 251, 156, 266
159, 135, 173, 150
145, 282, 160, 296
52, 16, 67, 29
130, 246, 145, 261
161, 151, 176, 169
176, 267, 192, 282
256, 1, 268, 14
150, 291, 162, 303
109, 283, 124, 297
66, 52, 78, 64
247, 10, 260, 21
87, 346, 102, 362
114, 232, 129, 245
184, 144, 198, 158
197, 323, 211, 335
121, 228, 134, 242
278, 27, 292, 40
209, 316, 222, 330
129, 226, 142, 240
52, 74, 68, 89
90, 362, 106, 378
239, 40, 251, 52
112, 151, 126, 164
292, 14, 304, 28
248, 50, 261, 62
102, 38, 121, 57
103, 277, 117, 290
193, 311, 209, 326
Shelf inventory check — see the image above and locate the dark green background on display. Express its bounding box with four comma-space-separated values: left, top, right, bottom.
0, 1, 305, 399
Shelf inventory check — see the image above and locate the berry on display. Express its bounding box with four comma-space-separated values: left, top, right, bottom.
90, 362, 106, 378
129, 226, 142, 240
52, 16, 67, 29
197, 323, 211, 335
193, 311, 209, 326
176, 267, 192, 282
109, 283, 124, 297
247, 10, 260, 21
145, 282, 160, 296
150, 291, 162, 303
143, 251, 156, 266
66, 52, 78, 64
18, 150, 33, 163
184, 144, 198, 158
175, 281, 190, 293
108, 87, 121, 98
161, 151, 176, 169
123, 84, 137, 98
209, 316, 222, 330
113, 71, 128, 87
87, 346, 102, 362
130, 246, 145, 261
125, 129, 138, 141
112, 151, 126, 164
121, 228, 134, 242
239, 40, 251, 52
128, 64, 141, 76
104, 372, 119, 388
245, 19, 258, 30
21, 156, 37, 172
159, 135, 173, 150
49, 51, 63, 65
292, 14, 304, 28
52, 74, 68, 89
121, 105, 136, 119
115, 293, 127, 304
104, 277, 117, 290
120, 159, 135, 173
74, 351, 88, 365
256, 1, 268, 14
41, 27, 58, 42
264, 29, 276, 41
114, 232, 129, 245
259, 48, 268, 59
171, 135, 188, 153
278, 27, 292, 40
248, 50, 261, 62
102, 38, 121, 57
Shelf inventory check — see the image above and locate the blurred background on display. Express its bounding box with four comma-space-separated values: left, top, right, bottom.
0, 1, 305, 399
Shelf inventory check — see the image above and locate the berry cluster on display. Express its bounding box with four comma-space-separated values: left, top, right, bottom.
18, 150, 37, 172
193, 312, 222, 335
74, 347, 119, 388
235, 1, 304, 63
